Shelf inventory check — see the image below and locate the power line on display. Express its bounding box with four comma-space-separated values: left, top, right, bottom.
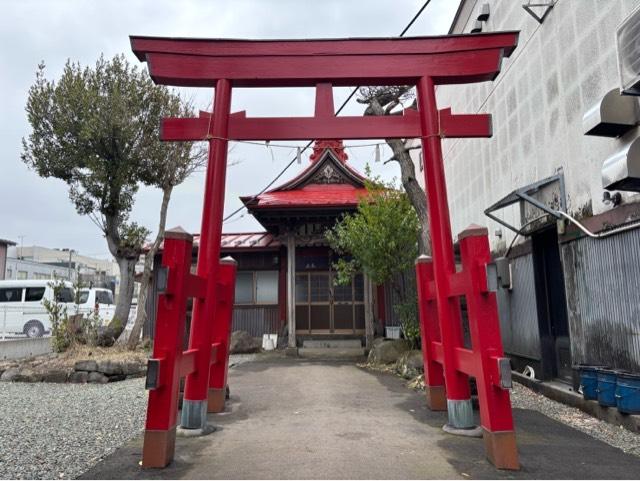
223, 0, 433, 224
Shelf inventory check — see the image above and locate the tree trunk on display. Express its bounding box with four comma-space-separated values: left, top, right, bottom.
125, 186, 173, 349
99, 214, 139, 346
113, 256, 136, 329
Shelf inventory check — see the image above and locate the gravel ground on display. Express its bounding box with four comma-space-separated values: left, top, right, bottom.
511, 383, 640, 457
0, 354, 258, 480
0, 378, 147, 480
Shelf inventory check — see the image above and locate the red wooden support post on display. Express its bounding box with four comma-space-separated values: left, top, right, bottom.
182, 78, 233, 430
458, 225, 519, 470
415, 255, 446, 411
416, 76, 473, 429
207, 257, 237, 413
142, 228, 193, 468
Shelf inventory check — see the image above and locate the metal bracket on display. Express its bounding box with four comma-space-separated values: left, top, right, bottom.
497, 357, 513, 389
522, 1, 556, 24
145, 359, 161, 390
484, 172, 566, 236
157, 267, 169, 293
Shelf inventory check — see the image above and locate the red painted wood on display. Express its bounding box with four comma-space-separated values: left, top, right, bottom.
184, 79, 233, 404
416, 257, 446, 390
163, 110, 491, 142
144, 49, 508, 87
439, 108, 492, 138
417, 76, 470, 402
161, 112, 422, 141
208, 259, 236, 392
130, 32, 518, 60
144, 233, 192, 434
459, 230, 515, 432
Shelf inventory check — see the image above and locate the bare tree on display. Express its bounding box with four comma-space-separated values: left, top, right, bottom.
357, 86, 431, 255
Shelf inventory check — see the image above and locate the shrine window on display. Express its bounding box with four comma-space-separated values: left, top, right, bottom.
234, 270, 279, 305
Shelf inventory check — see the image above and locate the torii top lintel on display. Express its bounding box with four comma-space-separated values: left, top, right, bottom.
130, 32, 518, 88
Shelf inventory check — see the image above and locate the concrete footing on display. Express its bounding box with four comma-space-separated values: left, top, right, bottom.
447, 398, 475, 429
482, 428, 519, 470
180, 399, 208, 430
425, 385, 447, 411
142, 426, 176, 468
207, 388, 226, 413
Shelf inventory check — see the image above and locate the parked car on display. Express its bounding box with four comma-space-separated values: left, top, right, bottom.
0, 279, 74, 338
77, 287, 116, 324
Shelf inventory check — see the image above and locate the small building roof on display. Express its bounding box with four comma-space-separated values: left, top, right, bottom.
0, 238, 16, 246
152, 232, 280, 253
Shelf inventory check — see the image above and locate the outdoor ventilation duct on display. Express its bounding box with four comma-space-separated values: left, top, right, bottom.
617, 3, 640, 95
602, 137, 640, 192
477, 4, 490, 22
583, 88, 639, 137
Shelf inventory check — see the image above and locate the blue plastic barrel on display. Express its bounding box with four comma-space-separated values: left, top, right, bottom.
616, 372, 640, 414
597, 369, 618, 407
580, 365, 606, 400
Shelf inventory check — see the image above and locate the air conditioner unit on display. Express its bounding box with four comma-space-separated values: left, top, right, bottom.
617, 4, 640, 95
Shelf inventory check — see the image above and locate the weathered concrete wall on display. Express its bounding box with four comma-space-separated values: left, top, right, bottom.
0, 338, 52, 360
413, 0, 640, 250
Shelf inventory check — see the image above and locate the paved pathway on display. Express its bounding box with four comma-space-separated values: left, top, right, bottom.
82, 358, 640, 479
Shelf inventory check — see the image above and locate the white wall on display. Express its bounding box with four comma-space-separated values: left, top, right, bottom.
417, 0, 640, 251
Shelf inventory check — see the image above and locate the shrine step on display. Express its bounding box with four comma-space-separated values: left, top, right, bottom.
302, 339, 363, 349
298, 347, 366, 361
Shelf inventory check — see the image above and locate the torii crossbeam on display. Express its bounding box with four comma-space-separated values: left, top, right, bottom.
131, 31, 520, 471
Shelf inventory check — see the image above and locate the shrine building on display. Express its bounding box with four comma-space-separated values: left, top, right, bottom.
145, 140, 388, 346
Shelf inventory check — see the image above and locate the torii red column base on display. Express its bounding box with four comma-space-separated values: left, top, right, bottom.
483, 429, 519, 471
207, 257, 237, 413
142, 429, 176, 469
425, 386, 447, 411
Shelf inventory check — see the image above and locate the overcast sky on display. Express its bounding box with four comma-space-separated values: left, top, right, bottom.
0, 0, 459, 260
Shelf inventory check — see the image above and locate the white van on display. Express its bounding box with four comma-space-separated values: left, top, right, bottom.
78, 287, 115, 324
0, 280, 74, 338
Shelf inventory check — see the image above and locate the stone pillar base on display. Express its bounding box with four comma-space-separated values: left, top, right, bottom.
285, 347, 298, 357
181, 399, 207, 430
207, 388, 226, 413
425, 385, 447, 411
447, 398, 475, 429
482, 428, 519, 470
142, 426, 176, 468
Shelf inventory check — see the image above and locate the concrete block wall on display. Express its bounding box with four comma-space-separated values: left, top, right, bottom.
417, 0, 640, 251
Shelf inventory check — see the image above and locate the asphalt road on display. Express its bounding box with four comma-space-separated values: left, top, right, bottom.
81, 357, 640, 479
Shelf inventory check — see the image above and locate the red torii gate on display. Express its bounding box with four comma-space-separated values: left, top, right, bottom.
131, 32, 520, 470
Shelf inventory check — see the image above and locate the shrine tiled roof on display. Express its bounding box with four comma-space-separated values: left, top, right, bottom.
241, 140, 369, 210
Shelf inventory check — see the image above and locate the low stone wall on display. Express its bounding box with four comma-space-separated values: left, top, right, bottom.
0, 338, 52, 360
0, 358, 147, 384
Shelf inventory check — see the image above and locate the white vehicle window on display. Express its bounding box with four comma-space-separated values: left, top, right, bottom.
25, 287, 46, 302
78, 291, 90, 304
97, 291, 113, 304
56, 288, 75, 303
0, 288, 22, 302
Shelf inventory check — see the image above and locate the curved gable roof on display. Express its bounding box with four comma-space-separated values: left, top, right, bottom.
240, 141, 369, 210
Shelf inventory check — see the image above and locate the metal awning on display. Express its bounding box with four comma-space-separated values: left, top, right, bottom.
484, 173, 566, 235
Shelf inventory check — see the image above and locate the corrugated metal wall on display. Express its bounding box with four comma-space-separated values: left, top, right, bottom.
561, 228, 640, 372
232, 306, 281, 337
497, 254, 541, 361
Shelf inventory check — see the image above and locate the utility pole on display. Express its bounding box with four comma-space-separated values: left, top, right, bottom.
17, 236, 25, 260
67, 249, 74, 281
